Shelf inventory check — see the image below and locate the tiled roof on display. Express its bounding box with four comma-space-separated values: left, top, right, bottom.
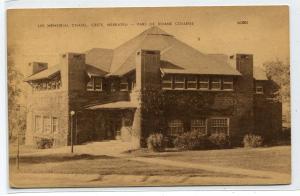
25, 26, 268, 81
86, 64, 108, 77
24, 65, 60, 81
253, 66, 268, 80
109, 26, 241, 76
85, 48, 113, 72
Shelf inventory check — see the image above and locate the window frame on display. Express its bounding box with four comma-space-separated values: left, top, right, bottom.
191, 119, 207, 135
174, 75, 185, 90
222, 76, 234, 91
162, 75, 173, 90
120, 78, 129, 91
255, 85, 264, 94
168, 119, 184, 136
86, 76, 103, 92
186, 75, 197, 90
94, 77, 103, 91
34, 115, 42, 132
211, 77, 221, 90
43, 116, 52, 133
52, 117, 58, 133
198, 76, 209, 90
210, 117, 230, 135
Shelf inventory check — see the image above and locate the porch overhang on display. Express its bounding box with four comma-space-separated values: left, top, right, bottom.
86, 101, 138, 110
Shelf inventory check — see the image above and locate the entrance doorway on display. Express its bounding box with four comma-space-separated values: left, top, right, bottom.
105, 113, 122, 140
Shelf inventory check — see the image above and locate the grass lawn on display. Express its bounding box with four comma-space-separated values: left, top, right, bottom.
9, 153, 245, 178
127, 146, 291, 174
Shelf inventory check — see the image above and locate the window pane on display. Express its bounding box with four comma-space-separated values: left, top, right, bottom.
87, 77, 94, 91
256, 86, 263, 94
211, 77, 221, 83
187, 76, 197, 82
163, 75, 172, 82
191, 119, 206, 134
223, 83, 233, 90
94, 77, 102, 91
174, 75, 185, 82
199, 82, 209, 89
120, 83, 128, 91
162, 83, 172, 89
187, 83, 197, 89
43, 116, 51, 133
174, 83, 185, 89
210, 118, 228, 135
211, 82, 221, 89
131, 81, 136, 90
35, 116, 42, 132
52, 117, 58, 133
223, 77, 233, 83
168, 120, 184, 135
199, 76, 209, 82
187, 76, 197, 89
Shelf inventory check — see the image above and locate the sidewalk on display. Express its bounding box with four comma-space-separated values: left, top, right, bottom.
10, 172, 278, 188
126, 157, 290, 184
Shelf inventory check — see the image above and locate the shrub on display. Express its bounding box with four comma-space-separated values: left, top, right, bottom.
243, 134, 263, 148
35, 137, 54, 149
208, 133, 231, 149
173, 130, 210, 150
147, 133, 165, 152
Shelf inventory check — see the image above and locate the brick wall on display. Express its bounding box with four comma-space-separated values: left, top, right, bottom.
25, 90, 69, 147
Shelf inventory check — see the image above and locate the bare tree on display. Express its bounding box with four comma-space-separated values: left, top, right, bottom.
8, 48, 26, 142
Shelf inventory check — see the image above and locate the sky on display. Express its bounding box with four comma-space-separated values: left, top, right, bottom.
7, 6, 289, 77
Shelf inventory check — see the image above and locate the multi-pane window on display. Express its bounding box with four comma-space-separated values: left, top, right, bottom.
174, 75, 185, 89
52, 117, 58, 133
256, 85, 264, 94
168, 119, 184, 136
131, 80, 136, 91
32, 76, 62, 92
191, 119, 207, 134
199, 76, 209, 90
186, 76, 197, 89
210, 118, 229, 135
87, 76, 102, 91
35, 116, 42, 132
211, 77, 221, 90
111, 82, 117, 92
86, 77, 94, 91
94, 77, 102, 91
162, 75, 172, 89
120, 78, 129, 91
223, 76, 234, 90
43, 116, 51, 133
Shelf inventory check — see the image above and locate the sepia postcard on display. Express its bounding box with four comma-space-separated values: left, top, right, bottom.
7, 6, 291, 188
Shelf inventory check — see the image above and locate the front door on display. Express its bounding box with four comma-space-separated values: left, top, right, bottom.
105, 114, 122, 140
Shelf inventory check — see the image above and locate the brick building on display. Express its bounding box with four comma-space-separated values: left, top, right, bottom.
24, 26, 282, 148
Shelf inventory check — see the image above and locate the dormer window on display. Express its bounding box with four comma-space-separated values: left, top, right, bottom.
211, 77, 221, 90
87, 76, 102, 92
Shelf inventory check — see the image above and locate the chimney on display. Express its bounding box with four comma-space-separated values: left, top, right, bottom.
232, 53, 254, 93
60, 53, 86, 91
30, 62, 48, 74
135, 49, 161, 91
